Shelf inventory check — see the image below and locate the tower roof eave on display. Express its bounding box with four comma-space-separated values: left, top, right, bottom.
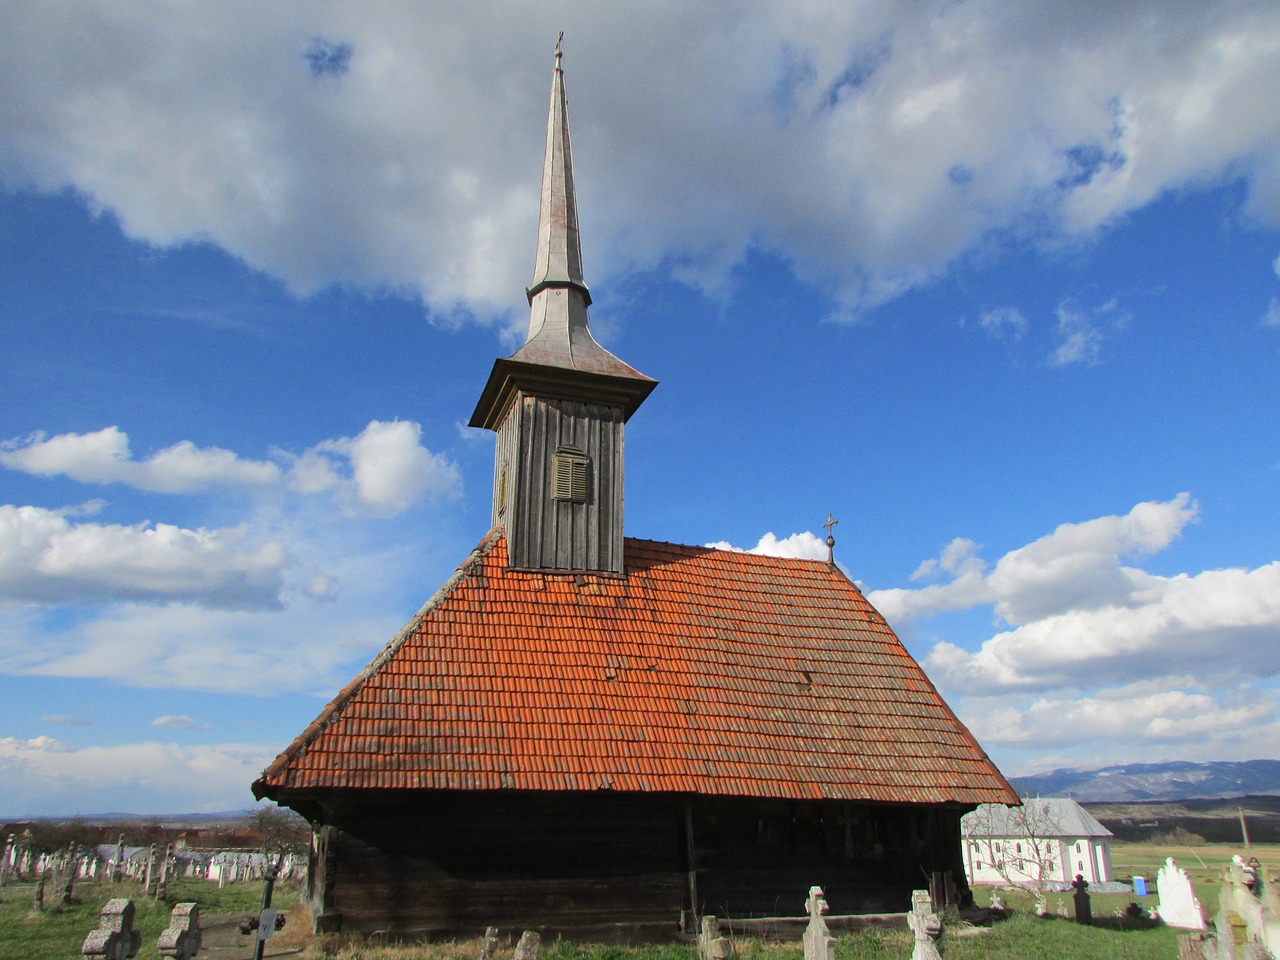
469, 356, 657, 431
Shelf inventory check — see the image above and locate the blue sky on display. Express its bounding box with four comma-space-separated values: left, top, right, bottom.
2, 1, 1279, 816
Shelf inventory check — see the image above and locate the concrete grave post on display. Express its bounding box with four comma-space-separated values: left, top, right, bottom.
698, 915, 732, 960
907, 890, 942, 960
82, 898, 142, 960
803, 886, 835, 960
513, 931, 541, 960
1159, 858, 1208, 931
158, 903, 202, 960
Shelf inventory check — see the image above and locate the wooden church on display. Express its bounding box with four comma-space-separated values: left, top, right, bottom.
252, 44, 1017, 938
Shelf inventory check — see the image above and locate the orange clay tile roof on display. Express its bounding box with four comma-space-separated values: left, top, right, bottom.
254, 533, 1017, 806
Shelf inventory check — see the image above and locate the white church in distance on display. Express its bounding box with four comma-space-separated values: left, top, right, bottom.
961, 798, 1115, 887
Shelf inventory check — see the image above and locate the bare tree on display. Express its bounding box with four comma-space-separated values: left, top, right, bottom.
246, 806, 308, 861
963, 800, 1070, 907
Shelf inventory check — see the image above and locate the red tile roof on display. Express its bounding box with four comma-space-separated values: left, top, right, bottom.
254, 533, 1017, 806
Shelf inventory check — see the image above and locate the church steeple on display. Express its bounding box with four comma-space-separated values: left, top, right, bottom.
527, 37, 589, 311
470, 40, 656, 575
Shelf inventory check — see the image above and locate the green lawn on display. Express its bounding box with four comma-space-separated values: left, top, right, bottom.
1108, 841, 1278, 922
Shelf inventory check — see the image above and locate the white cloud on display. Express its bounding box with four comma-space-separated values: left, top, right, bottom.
1, 3, 1278, 318
966, 683, 1278, 749
706, 530, 829, 560
151, 715, 197, 729
1049, 299, 1129, 366
1263, 297, 1280, 327
0, 427, 280, 492
0, 504, 287, 609
867, 494, 1280, 698
872, 494, 1198, 627
2, 422, 462, 518
309, 420, 463, 518
0, 735, 276, 815
926, 560, 1280, 693
979, 308, 1028, 341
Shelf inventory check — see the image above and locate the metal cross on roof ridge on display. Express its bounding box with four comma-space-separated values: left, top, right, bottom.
823, 513, 838, 564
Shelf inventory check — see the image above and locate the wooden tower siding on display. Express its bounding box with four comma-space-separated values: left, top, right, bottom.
493, 394, 626, 574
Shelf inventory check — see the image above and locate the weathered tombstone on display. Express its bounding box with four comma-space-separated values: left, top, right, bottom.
82, 898, 142, 960
479, 926, 499, 960
989, 893, 1004, 912
513, 931, 540, 960
803, 886, 835, 960
698, 915, 732, 960
1072, 874, 1092, 925
1158, 857, 1208, 931
158, 903, 202, 960
34, 876, 45, 911
907, 890, 942, 960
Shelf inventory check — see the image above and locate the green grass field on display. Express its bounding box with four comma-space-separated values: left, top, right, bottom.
7, 847, 1275, 960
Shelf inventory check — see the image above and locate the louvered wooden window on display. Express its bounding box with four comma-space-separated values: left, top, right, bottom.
551, 447, 590, 503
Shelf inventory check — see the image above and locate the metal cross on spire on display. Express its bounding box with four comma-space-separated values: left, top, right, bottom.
823, 514, 838, 565
555, 31, 564, 67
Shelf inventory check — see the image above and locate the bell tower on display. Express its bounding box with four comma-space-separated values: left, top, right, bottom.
469, 40, 656, 574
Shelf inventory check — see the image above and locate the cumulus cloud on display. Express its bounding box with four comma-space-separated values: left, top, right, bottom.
1, 422, 461, 518
706, 530, 829, 560
0, 735, 277, 814
926, 560, 1280, 693
872, 493, 1198, 626
0, 504, 287, 609
866, 494, 1280, 699
0, 427, 279, 492
1, 3, 1278, 318
967, 683, 1278, 749
305, 420, 463, 517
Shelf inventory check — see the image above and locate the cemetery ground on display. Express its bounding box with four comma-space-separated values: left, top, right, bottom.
3, 842, 1276, 960
0, 875, 304, 960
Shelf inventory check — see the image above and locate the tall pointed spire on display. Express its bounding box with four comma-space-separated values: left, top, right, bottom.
469, 38, 657, 576
527, 34, 589, 309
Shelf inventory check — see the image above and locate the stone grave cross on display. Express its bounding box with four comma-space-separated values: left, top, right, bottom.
803, 886, 835, 960
82, 898, 142, 960
907, 890, 942, 960
158, 903, 202, 960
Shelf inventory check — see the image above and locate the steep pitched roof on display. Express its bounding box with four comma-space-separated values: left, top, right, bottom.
962, 798, 1113, 838
254, 534, 1016, 806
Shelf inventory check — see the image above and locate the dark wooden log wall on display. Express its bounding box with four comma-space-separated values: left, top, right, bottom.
295, 790, 971, 937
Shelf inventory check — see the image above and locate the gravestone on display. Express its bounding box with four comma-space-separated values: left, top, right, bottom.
82, 898, 142, 960
158, 903, 202, 960
1158, 858, 1208, 930
907, 890, 942, 960
1072, 874, 1092, 924
803, 886, 835, 960
513, 931, 540, 960
479, 926, 499, 960
698, 915, 732, 960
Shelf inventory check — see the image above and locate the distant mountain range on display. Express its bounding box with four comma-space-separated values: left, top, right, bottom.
1007, 759, 1280, 802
